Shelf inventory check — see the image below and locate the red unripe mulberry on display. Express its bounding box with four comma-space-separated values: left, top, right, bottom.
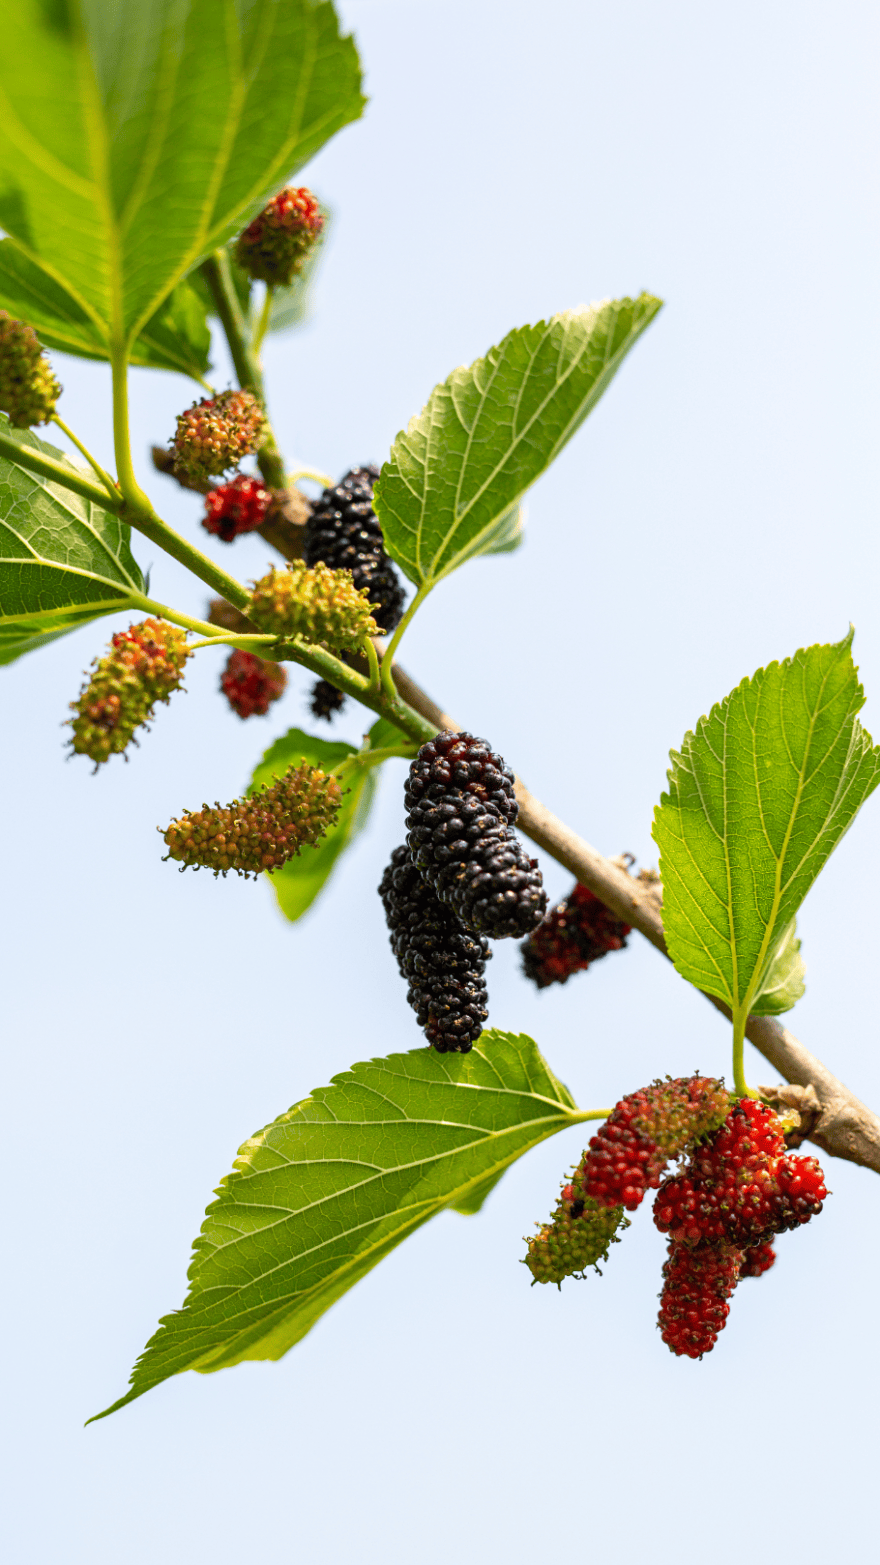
203, 474, 271, 541
234, 187, 325, 286
739, 1242, 776, 1279
658, 1240, 743, 1359
220, 650, 287, 718
582, 1076, 732, 1212
654, 1099, 828, 1248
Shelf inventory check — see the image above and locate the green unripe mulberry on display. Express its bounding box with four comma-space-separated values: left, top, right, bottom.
161, 764, 342, 878
68, 618, 190, 765
248, 560, 378, 651
0, 312, 61, 427
523, 1168, 629, 1287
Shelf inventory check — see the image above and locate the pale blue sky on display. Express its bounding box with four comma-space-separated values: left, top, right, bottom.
3, 2, 879, 1560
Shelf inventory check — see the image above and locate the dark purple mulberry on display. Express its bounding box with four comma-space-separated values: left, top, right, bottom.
403, 731, 547, 939
379, 845, 491, 1052
309, 679, 346, 722
522, 882, 631, 988
304, 466, 405, 636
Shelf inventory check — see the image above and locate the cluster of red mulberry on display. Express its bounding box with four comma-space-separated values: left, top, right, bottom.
68, 618, 190, 765
521, 882, 631, 988
234, 186, 325, 287
404, 731, 547, 939
161, 763, 341, 878
303, 465, 405, 720
171, 390, 265, 484
379, 845, 491, 1052
530, 1079, 826, 1360
220, 650, 287, 718
0, 310, 61, 427
202, 474, 271, 541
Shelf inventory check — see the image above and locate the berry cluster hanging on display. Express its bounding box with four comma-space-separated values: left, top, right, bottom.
526, 1078, 828, 1359
68, 618, 191, 766
379, 732, 548, 1051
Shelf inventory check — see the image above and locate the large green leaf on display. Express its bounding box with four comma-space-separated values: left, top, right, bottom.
91, 1031, 592, 1421
0, 242, 211, 379
0, 419, 144, 664
652, 636, 880, 1020
249, 724, 376, 923
374, 295, 661, 588
0, 1, 364, 356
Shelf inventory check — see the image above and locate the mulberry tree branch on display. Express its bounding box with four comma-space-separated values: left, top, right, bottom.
379, 649, 880, 1176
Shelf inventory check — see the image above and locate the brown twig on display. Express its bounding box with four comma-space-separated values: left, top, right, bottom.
379, 649, 880, 1176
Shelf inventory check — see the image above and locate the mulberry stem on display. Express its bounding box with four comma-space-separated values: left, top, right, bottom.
0, 425, 121, 511
732, 1009, 758, 1100
380, 584, 431, 703
363, 634, 381, 694
199, 249, 287, 491
251, 285, 274, 355
50, 415, 119, 501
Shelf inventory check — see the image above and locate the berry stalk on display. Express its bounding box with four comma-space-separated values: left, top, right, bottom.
198, 248, 287, 490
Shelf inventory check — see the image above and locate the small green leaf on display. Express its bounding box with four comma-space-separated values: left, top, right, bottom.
374, 296, 661, 588
481, 501, 526, 556
652, 635, 880, 1020
0, 420, 144, 664
0, 242, 211, 379
0, 1, 364, 356
751, 920, 805, 1016
90, 1031, 588, 1421
249, 724, 374, 923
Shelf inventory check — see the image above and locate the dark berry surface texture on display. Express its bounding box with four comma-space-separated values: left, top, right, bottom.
234, 186, 324, 287
202, 474, 272, 541
522, 881, 631, 988
658, 1240, 744, 1359
581, 1076, 732, 1212
304, 466, 405, 636
220, 651, 287, 719
309, 679, 346, 721
524, 1165, 628, 1286
404, 731, 547, 939
653, 1098, 828, 1247
378, 845, 491, 1052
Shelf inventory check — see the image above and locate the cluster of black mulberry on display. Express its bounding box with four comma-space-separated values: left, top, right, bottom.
303, 465, 405, 720
379, 731, 548, 1051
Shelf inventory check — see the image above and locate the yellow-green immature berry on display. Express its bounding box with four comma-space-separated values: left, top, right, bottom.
523, 1167, 629, 1286
248, 560, 378, 651
68, 618, 190, 765
0, 311, 61, 427
161, 764, 343, 878
171, 390, 265, 483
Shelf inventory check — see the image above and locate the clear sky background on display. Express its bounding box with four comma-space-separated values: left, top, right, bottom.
4, 2, 879, 1560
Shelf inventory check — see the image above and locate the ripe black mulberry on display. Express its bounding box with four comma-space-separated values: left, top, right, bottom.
404, 731, 547, 939
304, 466, 405, 635
378, 844, 491, 1052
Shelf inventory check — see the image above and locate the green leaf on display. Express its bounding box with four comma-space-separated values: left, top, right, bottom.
481, 501, 525, 556
751, 920, 805, 1016
652, 635, 880, 1020
374, 296, 662, 588
0, 1, 364, 356
0, 241, 211, 379
90, 1031, 589, 1421
249, 724, 375, 923
0, 419, 145, 664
